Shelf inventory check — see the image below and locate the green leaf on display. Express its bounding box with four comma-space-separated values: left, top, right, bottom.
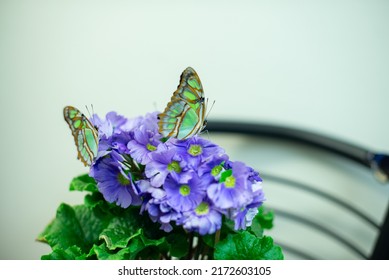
219, 169, 232, 183
36, 218, 55, 244
41, 245, 87, 260
73, 204, 112, 247
69, 174, 98, 192
141, 234, 166, 248
249, 206, 274, 237
135, 246, 163, 260
41, 203, 88, 251
214, 232, 284, 260
89, 243, 141, 260
256, 206, 274, 229
40, 177, 283, 260
125, 237, 147, 259
139, 234, 168, 259
202, 234, 215, 248
165, 233, 188, 258
99, 207, 143, 250
100, 227, 142, 250
84, 192, 106, 209
39, 203, 112, 253
89, 233, 167, 260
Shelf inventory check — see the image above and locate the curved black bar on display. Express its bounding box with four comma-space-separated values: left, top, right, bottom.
206, 120, 389, 183
273, 208, 368, 259
370, 205, 389, 259
263, 173, 379, 229
206, 120, 389, 259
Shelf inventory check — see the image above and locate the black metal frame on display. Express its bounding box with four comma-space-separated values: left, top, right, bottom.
207, 120, 389, 259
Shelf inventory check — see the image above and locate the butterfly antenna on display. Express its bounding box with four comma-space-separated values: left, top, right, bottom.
200, 129, 211, 140
85, 104, 95, 118
205, 99, 216, 120
85, 105, 91, 118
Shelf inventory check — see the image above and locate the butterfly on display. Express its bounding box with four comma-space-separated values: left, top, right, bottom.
63, 106, 98, 166
158, 67, 207, 140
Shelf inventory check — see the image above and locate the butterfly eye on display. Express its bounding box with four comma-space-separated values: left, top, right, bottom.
198, 97, 205, 104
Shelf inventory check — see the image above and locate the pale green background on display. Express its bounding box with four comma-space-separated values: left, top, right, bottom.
1, 0, 388, 259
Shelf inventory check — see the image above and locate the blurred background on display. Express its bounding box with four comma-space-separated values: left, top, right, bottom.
0, 0, 388, 259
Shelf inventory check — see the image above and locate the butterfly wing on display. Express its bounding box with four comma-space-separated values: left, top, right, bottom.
63, 106, 98, 166
158, 67, 207, 140
173, 67, 205, 105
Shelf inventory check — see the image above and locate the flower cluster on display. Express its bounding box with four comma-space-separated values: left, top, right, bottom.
89, 111, 265, 235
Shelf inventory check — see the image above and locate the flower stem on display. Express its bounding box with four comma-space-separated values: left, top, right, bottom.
187, 232, 194, 260
201, 244, 209, 260
194, 237, 203, 260
214, 229, 221, 245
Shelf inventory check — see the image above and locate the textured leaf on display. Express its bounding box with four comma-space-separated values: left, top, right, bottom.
39, 180, 283, 260
166, 233, 189, 258
141, 234, 166, 248
89, 243, 140, 260
256, 206, 274, 229
99, 208, 143, 250
90, 233, 166, 260
41, 245, 87, 260
39, 203, 112, 254
100, 227, 141, 250
41, 203, 87, 251
250, 206, 274, 237
214, 232, 283, 260
73, 204, 112, 247
69, 174, 98, 192
84, 192, 107, 209
202, 234, 215, 249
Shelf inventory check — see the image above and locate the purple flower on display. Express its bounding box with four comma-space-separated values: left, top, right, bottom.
164, 173, 207, 212
143, 196, 182, 232
232, 207, 259, 230
91, 111, 129, 138
90, 111, 133, 162
111, 132, 133, 154
123, 111, 159, 133
93, 136, 113, 162
248, 168, 262, 183
198, 153, 229, 180
90, 131, 133, 165
207, 161, 253, 209
84, 110, 267, 235
170, 136, 225, 168
250, 181, 266, 207
127, 126, 161, 165
90, 153, 142, 208
225, 160, 263, 183
225, 171, 265, 230
179, 200, 222, 235
144, 143, 191, 187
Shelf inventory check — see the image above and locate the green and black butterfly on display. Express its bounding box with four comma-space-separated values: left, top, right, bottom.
158, 67, 208, 140
63, 106, 98, 166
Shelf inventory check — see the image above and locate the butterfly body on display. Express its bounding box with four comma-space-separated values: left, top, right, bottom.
158, 67, 207, 140
63, 106, 98, 166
